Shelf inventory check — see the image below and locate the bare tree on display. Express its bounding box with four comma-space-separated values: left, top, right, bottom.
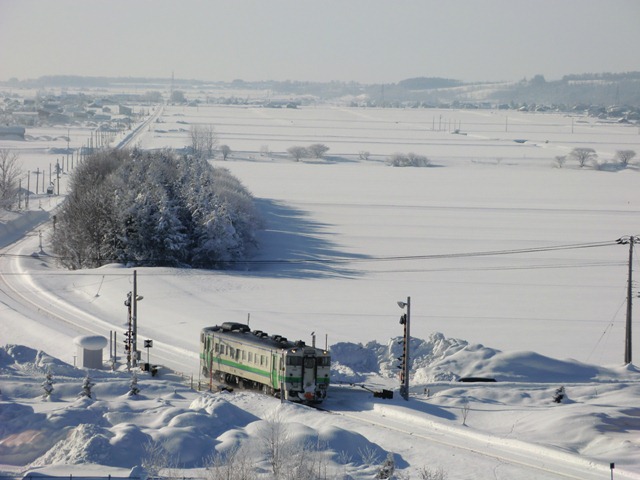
307, 143, 329, 159
190, 125, 218, 158
569, 147, 597, 168
205, 444, 255, 480
554, 155, 567, 168
142, 439, 179, 478
461, 400, 470, 426
614, 149, 636, 167
418, 466, 448, 480
287, 146, 308, 162
0, 149, 22, 210
257, 410, 332, 480
219, 144, 231, 161
259, 412, 291, 478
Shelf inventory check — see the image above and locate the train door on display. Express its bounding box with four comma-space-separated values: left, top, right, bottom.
302, 356, 316, 393
270, 354, 279, 390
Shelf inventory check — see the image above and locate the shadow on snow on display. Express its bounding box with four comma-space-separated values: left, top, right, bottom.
234, 198, 369, 279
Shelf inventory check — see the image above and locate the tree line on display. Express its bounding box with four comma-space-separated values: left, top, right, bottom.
51, 148, 261, 269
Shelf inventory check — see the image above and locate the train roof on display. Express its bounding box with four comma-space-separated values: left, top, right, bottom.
202, 322, 326, 352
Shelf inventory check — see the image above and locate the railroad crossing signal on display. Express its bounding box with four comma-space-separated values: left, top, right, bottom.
144, 339, 153, 367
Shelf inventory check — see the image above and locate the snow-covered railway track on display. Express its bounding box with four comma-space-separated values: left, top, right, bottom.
322, 390, 615, 480
115, 105, 163, 150
0, 233, 198, 376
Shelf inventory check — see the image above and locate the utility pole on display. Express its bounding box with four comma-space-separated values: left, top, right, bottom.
131, 270, 144, 367
132, 269, 139, 367
397, 297, 411, 400
124, 292, 133, 371
56, 160, 60, 196
617, 235, 639, 364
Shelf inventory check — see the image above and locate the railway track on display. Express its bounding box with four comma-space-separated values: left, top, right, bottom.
0, 219, 198, 377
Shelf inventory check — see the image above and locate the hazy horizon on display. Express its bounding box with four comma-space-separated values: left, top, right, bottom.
1, 0, 639, 85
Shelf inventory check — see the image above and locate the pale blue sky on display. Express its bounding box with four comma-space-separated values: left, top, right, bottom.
1, 0, 639, 83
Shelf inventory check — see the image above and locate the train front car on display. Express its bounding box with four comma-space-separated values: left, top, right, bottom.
200, 323, 330, 403
282, 345, 330, 403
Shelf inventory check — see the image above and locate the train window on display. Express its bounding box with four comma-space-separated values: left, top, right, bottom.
248, 352, 253, 362
287, 356, 302, 366
317, 357, 331, 367
242, 350, 246, 361
260, 355, 265, 366
214, 343, 218, 353
236, 350, 241, 360
229, 347, 234, 358
304, 357, 316, 368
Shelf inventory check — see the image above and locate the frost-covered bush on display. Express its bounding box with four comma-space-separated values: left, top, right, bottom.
388, 152, 430, 167
51, 148, 261, 269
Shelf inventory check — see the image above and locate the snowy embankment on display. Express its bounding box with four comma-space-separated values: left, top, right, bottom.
2, 341, 640, 479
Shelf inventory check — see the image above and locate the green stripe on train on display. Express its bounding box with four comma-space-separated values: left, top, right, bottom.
204, 356, 330, 384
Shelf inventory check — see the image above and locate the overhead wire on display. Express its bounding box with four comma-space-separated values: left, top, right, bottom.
0, 238, 622, 273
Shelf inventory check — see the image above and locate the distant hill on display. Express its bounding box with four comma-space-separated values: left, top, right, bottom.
3, 72, 639, 110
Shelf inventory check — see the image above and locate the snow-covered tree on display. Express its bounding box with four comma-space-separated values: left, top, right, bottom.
42, 370, 54, 399
376, 452, 395, 479
78, 374, 95, 399
51, 149, 261, 269
128, 372, 140, 396
553, 386, 565, 404
0, 149, 22, 210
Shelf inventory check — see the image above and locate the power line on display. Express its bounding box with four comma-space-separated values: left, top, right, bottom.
230, 239, 617, 265
0, 239, 619, 270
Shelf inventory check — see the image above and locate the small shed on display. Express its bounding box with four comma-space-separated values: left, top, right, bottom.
73, 335, 108, 369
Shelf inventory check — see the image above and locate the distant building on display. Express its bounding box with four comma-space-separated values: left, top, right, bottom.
119, 105, 133, 116
0, 126, 25, 140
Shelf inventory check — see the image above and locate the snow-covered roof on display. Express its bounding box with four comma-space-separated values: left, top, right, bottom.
73, 335, 108, 350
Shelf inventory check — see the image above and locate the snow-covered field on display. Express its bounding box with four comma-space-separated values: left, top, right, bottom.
1, 104, 640, 478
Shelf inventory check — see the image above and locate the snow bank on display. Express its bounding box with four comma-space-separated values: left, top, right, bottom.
331, 333, 624, 384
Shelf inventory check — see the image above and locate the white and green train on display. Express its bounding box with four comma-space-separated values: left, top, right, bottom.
200, 322, 330, 403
